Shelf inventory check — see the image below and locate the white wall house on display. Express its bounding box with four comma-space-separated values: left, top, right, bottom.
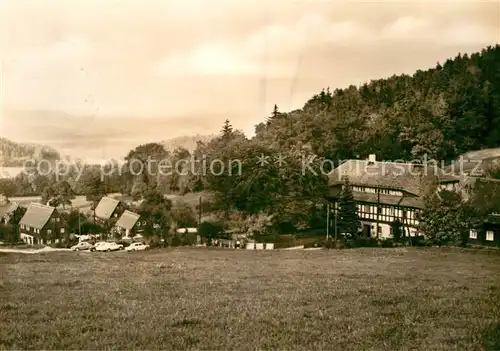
327, 154, 460, 239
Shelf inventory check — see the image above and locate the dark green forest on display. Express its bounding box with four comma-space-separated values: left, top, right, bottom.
255, 45, 500, 162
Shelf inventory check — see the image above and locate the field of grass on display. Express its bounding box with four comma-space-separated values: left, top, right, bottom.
1, 248, 500, 350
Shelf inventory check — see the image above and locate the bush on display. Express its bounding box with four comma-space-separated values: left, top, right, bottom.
181, 233, 198, 246
354, 236, 379, 247
343, 240, 357, 249
199, 221, 224, 239
171, 235, 182, 247
380, 238, 394, 248
410, 235, 428, 247
324, 239, 335, 249
148, 238, 164, 248
254, 232, 280, 244
172, 201, 197, 228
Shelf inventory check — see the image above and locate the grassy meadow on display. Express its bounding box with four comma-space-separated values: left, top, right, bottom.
1, 248, 500, 350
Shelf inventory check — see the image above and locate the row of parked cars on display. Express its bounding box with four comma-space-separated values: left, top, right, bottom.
71, 241, 150, 252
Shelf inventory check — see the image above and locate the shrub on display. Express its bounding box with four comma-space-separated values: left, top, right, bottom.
171, 235, 182, 247
181, 233, 198, 246
172, 201, 197, 228
380, 238, 394, 248
410, 235, 428, 247
324, 239, 335, 249
199, 221, 225, 239
354, 237, 379, 247
148, 238, 164, 248
254, 232, 280, 244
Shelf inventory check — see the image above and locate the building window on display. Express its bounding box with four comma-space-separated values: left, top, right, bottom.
469, 230, 477, 239
60, 228, 65, 233
47, 229, 52, 235
56, 217, 60, 222
486, 231, 494, 241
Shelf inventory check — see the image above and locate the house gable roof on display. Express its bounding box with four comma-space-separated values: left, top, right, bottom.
328, 160, 458, 196
19, 203, 55, 229
115, 210, 140, 230
94, 196, 120, 220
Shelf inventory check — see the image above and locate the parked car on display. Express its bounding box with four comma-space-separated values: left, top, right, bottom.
89, 241, 107, 252
125, 242, 150, 251
71, 241, 93, 251
94, 242, 124, 252
90, 241, 123, 252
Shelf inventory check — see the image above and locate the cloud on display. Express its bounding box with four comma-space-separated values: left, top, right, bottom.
243, 13, 375, 57
153, 12, 376, 78
153, 42, 296, 78
443, 23, 500, 46
381, 16, 430, 40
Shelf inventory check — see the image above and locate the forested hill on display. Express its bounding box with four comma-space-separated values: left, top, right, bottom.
255, 45, 500, 163
0, 137, 61, 167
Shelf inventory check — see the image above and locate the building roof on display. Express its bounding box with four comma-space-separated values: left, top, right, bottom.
351, 191, 425, 209
0, 201, 19, 218
94, 196, 120, 220
328, 159, 458, 196
19, 203, 55, 230
115, 210, 140, 230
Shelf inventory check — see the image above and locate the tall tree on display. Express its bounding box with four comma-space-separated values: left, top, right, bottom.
139, 190, 173, 245
418, 189, 473, 246
124, 143, 169, 196
0, 179, 17, 197
267, 104, 280, 125
221, 119, 233, 136
41, 181, 75, 209
79, 167, 107, 207
336, 176, 360, 238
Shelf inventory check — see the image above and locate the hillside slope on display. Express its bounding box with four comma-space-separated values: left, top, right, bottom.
255, 45, 500, 164
0, 137, 61, 166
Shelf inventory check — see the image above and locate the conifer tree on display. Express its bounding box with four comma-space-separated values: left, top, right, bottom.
266, 104, 280, 125
221, 119, 233, 136
336, 176, 360, 238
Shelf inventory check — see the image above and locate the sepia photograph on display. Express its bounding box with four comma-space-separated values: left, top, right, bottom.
1, 0, 500, 349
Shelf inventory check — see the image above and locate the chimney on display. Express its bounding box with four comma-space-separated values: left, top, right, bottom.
368, 154, 376, 165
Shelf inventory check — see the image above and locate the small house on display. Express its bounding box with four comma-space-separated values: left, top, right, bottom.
19, 203, 66, 245
468, 213, 500, 247
114, 210, 141, 238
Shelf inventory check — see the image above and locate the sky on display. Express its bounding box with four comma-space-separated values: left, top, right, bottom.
1, 0, 499, 160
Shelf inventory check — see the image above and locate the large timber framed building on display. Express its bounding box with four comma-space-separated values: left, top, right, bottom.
326, 154, 459, 239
